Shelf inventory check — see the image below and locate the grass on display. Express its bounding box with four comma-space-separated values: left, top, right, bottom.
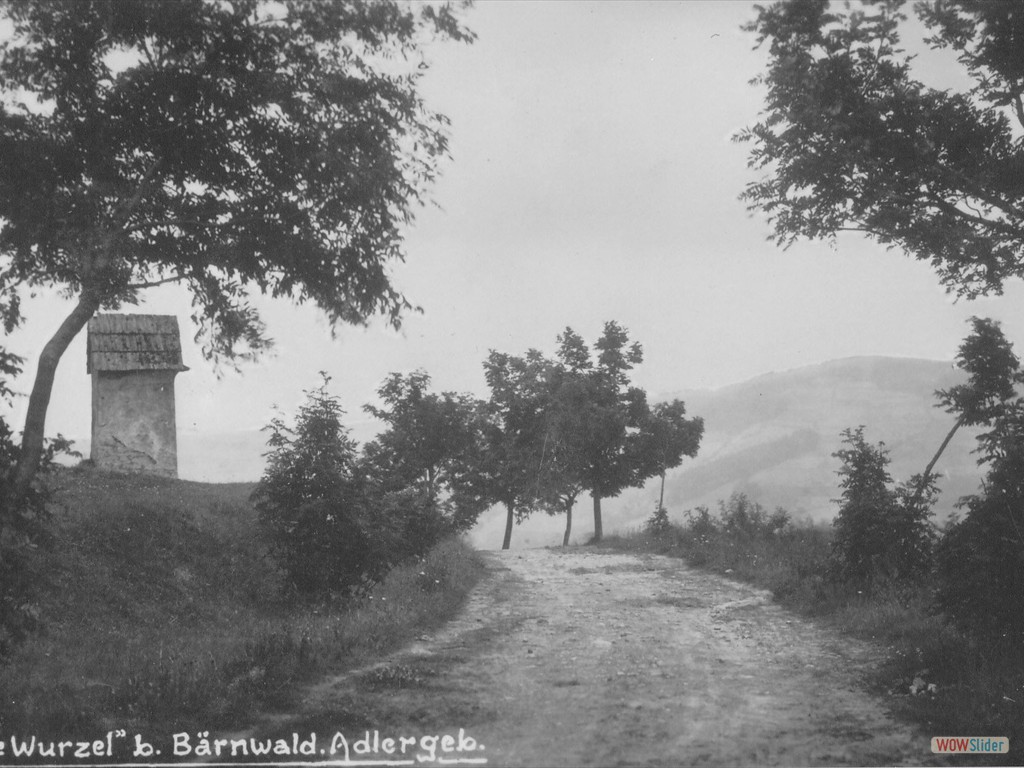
599, 506, 1024, 764
0, 466, 485, 752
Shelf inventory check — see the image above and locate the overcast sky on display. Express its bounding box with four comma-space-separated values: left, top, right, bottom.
6, 0, 1024, 465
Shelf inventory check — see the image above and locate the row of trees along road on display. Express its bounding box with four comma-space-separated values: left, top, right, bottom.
475, 322, 704, 549
253, 320, 705, 595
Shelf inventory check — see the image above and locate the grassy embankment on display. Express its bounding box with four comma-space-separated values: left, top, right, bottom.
599, 508, 1024, 761
0, 466, 484, 748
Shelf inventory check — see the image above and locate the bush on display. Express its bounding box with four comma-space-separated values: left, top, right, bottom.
614, 496, 833, 611
644, 504, 671, 535
718, 492, 790, 538
362, 487, 457, 566
252, 375, 382, 597
685, 504, 718, 541
829, 427, 934, 591
253, 374, 470, 598
0, 347, 77, 660
935, 403, 1024, 642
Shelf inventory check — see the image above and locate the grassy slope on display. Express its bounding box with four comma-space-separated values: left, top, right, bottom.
1, 467, 483, 746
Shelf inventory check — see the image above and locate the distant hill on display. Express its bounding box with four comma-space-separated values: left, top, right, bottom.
470, 356, 985, 549
657, 356, 981, 521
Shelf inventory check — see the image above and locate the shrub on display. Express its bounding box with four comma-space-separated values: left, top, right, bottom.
362, 487, 457, 566
718, 492, 790, 538
0, 347, 77, 660
685, 504, 718, 541
829, 427, 934, 590
644, 504, 671, 535
929, 316, 1024, 643
623, 496, 832, 611
252, 374, 381, 597
936, 403, 1024, 643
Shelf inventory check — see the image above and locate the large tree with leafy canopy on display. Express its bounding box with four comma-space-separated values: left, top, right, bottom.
911, 316, 1021, 503
536, 365, 589, 547
0, 0, 472, 506
553, 322, 654, 543
361, 370, 485, 533
540, 334, 703, 545
474, 349, 552, 550
739, 0, 1024, 297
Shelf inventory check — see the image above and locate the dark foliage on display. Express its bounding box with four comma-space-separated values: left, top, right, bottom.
718, 492, 791, 539
0, 347, 77, 659
934, 320, 1024, 641
830, 427, 935, 590
543, 323, 702, 543
361, 370, 486, 537
472, 348, 554, 549
740, 0, 1024, 299
645, 504, 671, 535
254, 372, 478, 597
252, 375, 380, 596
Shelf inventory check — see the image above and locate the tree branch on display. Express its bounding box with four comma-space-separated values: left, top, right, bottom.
837, 225, 890, 239
126, 272, 185, 290
926, 192, 1021, 239
937, 162, 1024, 222
115, 157, 165, 231
1013, 88, 1024, 133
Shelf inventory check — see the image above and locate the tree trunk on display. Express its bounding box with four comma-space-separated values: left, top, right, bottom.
10, 291, 101, 506
592, 492, 603, 543
658, 470, 666, 513
562, 500, 573, 547
501, 500, 515, 550
912, 413, 968, 505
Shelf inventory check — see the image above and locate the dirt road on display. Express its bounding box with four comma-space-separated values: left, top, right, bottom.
282, 547, 938, 767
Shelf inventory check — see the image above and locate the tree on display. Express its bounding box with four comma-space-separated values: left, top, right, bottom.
739, 1, 1024, 298
637, 399, 705, 518
474, 349, 551, 550
933, 324, 1024, 641
913, 316, 1021, 502
536, 364, 589, 547
935, 400, 1024, 642
474, 324, 704, 548
527, 323, 688, 544
252, 374, 376, 596
361, 370, 485, 534
555, 322, 652, 543
829, 426, 934, 589
0, 0, 473, 506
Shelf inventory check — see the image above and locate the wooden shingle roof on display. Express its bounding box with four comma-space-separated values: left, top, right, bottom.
87, 314, 189, 373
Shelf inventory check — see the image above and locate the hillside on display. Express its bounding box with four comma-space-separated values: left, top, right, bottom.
0, 467, 483, 747
470, 356, 984, 548
660, 356, 981, 522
